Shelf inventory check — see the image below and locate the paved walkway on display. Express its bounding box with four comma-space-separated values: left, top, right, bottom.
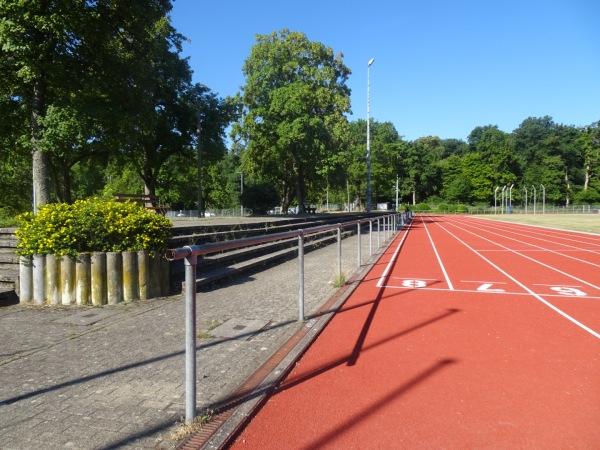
0, 227, 390, 449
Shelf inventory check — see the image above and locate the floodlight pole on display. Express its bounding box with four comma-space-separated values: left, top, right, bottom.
532, 185, 536, 214
396, 174, 399, 212
366, 57, 375, 213
238, 172, 244, 216
541, 184, 545, 214
196, 101, 204, 218
509, 184, 514, 214
494, 186, 499, 214
501, 185, 507, 214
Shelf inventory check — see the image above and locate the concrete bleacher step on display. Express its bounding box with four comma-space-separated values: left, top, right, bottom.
188, 230, 353, 292
0, 228, 19, 296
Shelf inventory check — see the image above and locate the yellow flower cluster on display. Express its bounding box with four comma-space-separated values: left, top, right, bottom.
15, 198, 172, 257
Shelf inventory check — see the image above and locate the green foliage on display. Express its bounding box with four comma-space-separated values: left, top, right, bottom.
15, 198, 172, 257
412, 203, 432, 211
574, 187, 600, 204
242, 181, 281, 214
0, 206, 19, 227
234, 29, 351, 212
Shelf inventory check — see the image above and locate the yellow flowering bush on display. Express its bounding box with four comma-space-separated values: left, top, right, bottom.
16, 198, 172, 257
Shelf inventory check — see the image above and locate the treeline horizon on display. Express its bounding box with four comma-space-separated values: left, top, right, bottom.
1, 3, 598, 216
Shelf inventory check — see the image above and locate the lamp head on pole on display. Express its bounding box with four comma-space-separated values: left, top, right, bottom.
368, 57, 375, 67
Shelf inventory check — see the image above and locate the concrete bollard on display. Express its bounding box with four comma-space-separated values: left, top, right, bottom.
149, 254, 161, 298
76, 253, 91, 305
106, 252, 123, 305
32, 254, 45, 305
61, 256, 76, 305
46, 254, 61, 305
91, 252, 107, 306
160, 257, 170, 296
122, 251, 139, 302
19, 256, 33, 303
137, 251, 149, 300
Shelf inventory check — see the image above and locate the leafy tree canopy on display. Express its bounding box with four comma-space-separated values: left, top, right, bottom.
234, 29, 352, 213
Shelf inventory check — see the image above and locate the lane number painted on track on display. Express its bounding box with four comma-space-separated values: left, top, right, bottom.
477, 283, 505, 293
550, 286, 587, 297
402, 279, 427, 288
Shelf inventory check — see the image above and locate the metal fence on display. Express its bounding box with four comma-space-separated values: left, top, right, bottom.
166, 211, 413, 422
166, 208, 252, 219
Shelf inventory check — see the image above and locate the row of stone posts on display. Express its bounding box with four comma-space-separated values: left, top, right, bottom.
19, 251, 170, 306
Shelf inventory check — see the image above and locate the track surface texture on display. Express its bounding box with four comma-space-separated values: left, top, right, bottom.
228, 214, 600, 449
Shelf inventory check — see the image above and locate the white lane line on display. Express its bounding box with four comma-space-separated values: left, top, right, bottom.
455, 216, 600, 254
464, 216, 600, 247
443, 219, 600, 292
376, 220, 413, 288
462, 280, 507, 284
435, 220, 600, 339
376, 284, 600, 300
447, 218, 600, 268
420, 216, 454, 290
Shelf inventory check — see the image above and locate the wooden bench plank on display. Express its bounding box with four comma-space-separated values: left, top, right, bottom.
113, 194, 171, 216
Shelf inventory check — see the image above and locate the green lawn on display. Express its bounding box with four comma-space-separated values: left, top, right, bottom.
475, 214, 600, 234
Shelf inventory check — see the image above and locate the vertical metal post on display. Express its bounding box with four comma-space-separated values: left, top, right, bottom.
184, 253, 197, 423
196, 103, 204, 218
377, 218, 380, 248
366, 58, 375, 213
385, 216, 388, 240
541, 184, 545, 214
357, 222, 361, 267
369, 220, 373, 256
337, 226, 342, 278
298, 232, 305, 321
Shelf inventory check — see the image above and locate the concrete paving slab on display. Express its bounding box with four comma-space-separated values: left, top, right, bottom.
53, 309, 120, 326
211, 318, 270, 340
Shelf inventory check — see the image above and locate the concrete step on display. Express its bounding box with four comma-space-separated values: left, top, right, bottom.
189, 230, 352, 292
0, 251, 19, 265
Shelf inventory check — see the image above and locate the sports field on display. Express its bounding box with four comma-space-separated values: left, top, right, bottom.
476, 213, 600, 234
229, 214, 600, 449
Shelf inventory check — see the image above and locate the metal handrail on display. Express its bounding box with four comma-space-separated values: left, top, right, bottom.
166, 211, 412, 422
167, 216, 394, 261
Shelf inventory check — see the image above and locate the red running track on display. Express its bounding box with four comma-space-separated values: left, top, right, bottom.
229, 215, 600, 449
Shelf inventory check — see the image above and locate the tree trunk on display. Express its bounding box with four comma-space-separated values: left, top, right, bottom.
584, 156, 591, 191
295, 161, 306, 213
565, 171, 571, 206
31, 78, 51, 208
280, 179, 293, 214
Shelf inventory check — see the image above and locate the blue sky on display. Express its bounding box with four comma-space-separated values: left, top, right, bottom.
170, 0, 599, 142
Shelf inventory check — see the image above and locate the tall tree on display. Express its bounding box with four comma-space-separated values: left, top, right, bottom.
402, 136, 445, 204
0, 0, 175, 207
233, 29, 352, 213
576, 121, 600, 202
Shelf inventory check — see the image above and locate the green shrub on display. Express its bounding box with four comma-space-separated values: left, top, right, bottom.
412, 203, 431, 212
456, 204, 468, 212
437, 203, 450, 212
15, 198, 172, 257
0, 206, 19, 227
